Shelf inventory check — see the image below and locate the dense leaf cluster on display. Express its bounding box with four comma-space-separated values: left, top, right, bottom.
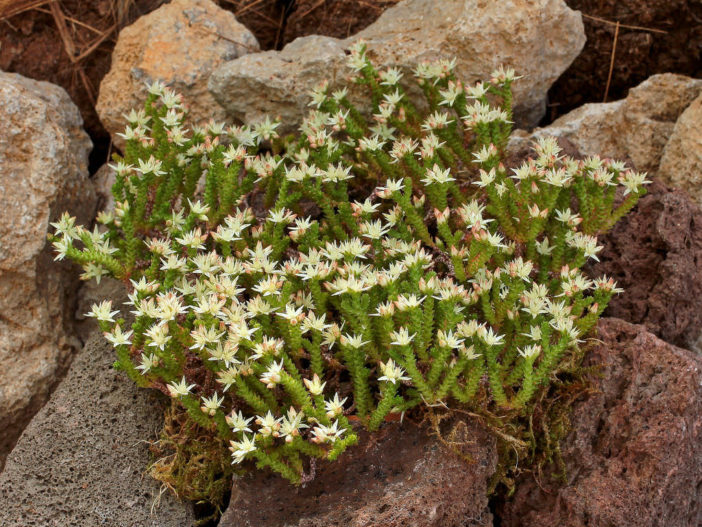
50, 42, 648, 483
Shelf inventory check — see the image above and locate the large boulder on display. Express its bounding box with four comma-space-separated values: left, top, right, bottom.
592, 181, 702, 350
510, 74, 702, 173
0, 72, 96, 467
209, 0, 585, 133
658, 93, 702, 207
0, 333, 196, 526
500, 318, 702, 527
219, 419, 497, 527
96, 0, 259, 150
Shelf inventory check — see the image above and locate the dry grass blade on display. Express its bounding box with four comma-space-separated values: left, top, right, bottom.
0, 0, 49, 20
50, 0, 77, 60
603, 21, 619, 103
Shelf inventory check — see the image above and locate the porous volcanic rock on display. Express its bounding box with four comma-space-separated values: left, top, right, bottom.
219, 419, 497, 527
658, 93, 702, 208
0, 72, 96, 468
510, 73, 702, 173
0, 333, 195, 526
209, 0, 585, 134
96, 0, 259, 150
592, 181, 702, 350
500, 317, 702, 527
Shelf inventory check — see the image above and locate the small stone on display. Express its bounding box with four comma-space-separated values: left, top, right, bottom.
96, 0, 259, 150
511, 74, 702, 173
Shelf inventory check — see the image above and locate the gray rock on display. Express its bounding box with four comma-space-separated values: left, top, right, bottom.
97, 0, 260, 150
0, 333, 196, 526
0, 72, 96, 467
510, 74, 702, 173
209, 0, 585, 134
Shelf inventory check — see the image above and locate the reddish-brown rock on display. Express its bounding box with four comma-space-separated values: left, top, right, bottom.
219, 419, 497, 527
500, 318, 702, 527
592, 181, 702, 350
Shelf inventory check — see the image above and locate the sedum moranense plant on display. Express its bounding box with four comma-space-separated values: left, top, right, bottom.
50, 42, 649, 485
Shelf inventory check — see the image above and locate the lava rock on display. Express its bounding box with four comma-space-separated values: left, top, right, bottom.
593, 181, 702, 350
500, 318, 702, 527
219, 418, 497, 527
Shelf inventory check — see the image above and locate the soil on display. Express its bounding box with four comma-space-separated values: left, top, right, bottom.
0, 0, 165, 172
545, 0, 702, 123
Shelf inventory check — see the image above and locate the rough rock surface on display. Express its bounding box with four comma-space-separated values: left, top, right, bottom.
510, 73, 702, 173
209, 0, 585, 134
500, 318, 702, 527
592, 181, 702, 350
96, 0, 259, 150
658, 93, 702, 207
219, 419, 497, 527
0, 72, 96, 467
0, 333, 195, 527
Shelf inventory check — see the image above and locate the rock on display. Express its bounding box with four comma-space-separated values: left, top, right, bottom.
510, 73, 702, 173
0, 72, 96, 468
209, 0, 585, 134
96, 0, 259, 150
658, 93, 702, 207
0, 333, 196, 526
210, 35, 347, 135
591, 181, 702, 350
500, 318, 702, 527
92, 163, 116, 214
219, 419, 497, 527
74, 276, 128, 343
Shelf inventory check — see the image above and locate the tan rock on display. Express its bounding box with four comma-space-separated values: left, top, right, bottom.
96, 0, 259, 150
0, 72, 96, 467
658, 94, 702, 207
511, 74, 702, 173
209, 0, 585, 134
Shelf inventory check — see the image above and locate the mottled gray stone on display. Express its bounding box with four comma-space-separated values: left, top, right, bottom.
0, 333, 195, 526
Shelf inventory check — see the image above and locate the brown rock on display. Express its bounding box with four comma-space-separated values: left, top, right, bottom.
500, 318, 702, 527
0, 72, 96, 468
219, 419, 497, 527
96, 0, 259, 150
510, 73, 702, 173
591, 181, 702, 350
658, 93, 702, 208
